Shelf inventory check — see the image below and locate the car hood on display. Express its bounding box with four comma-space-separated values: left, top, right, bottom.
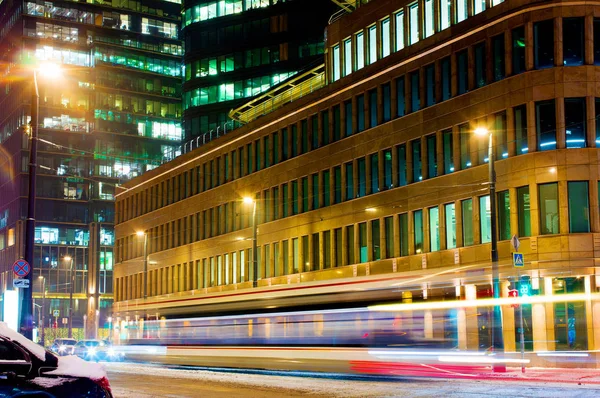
43, 355, 107, 381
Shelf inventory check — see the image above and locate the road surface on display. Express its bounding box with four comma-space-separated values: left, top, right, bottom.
105, 362, 600, 397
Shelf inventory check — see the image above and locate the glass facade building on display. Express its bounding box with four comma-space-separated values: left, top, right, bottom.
0, 0, 182, 341
182, 0, 337, 142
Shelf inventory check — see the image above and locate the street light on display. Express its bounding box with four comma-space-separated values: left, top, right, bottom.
136, 231, 148, 299
64, 255, 74, 339
38, 276, 46, 347
475, 126, 505, 371
243, 197, 258, 288
20, 63, 63, 339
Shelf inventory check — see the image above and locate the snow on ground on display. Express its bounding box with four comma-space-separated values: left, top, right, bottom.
105, 362, 600, 398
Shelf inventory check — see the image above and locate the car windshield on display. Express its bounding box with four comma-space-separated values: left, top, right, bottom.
57, 339, 76, 346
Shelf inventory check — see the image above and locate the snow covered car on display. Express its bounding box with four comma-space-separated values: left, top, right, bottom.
50, 338, 77, 356
0, 322, 113, 397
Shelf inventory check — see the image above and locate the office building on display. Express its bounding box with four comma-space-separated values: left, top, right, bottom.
114, 0, 600, 364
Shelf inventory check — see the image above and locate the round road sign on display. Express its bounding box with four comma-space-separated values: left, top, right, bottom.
13, 259, 31, 277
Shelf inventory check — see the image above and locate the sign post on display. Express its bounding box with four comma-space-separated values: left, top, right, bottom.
510, 235, 525, 373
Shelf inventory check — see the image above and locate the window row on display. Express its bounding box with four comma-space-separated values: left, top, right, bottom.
94, 47, 181, 77
120, 89, 600, 223
183, 0, 278, 27
184, 45, 281, 81
116, 180, 598, 300
183, 72, 296, 108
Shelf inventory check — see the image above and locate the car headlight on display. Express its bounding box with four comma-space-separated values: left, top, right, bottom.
59, 345, 66, 352
107, 348, 115, 357
87, 347, 97, 356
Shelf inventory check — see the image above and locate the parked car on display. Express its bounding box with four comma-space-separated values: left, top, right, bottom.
0, 322, 113, 397
50, 338, 77, 356
74, 339, 124, 361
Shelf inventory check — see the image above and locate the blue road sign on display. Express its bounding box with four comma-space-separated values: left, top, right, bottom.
13, 259, 30, 277
513, 252, 524, 267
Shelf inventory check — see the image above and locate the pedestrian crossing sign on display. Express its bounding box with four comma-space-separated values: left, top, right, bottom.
513, 252, 524, 267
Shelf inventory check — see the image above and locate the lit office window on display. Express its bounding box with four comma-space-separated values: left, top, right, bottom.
409, 2, 419, 45
395, 11, 405, 51
345, 163, 353, 200
359, 222, 367, 262
424, 0, 434, 38
368, 25, 377, 65
534, 20, 554, 69
413, 210, 424, 253
439, 0, 451, 30
479, 196, 491, 243
344, 38, 352, 76
462, 199, 474, 246
563, 18, 584, 66
332, 45, 340, 81
355, 32, 365, 70
536, 100, 557, 150
568, 182, 590, 233
474, 0, 485, 14
456, 0, 468, 23
517, 186, 531, 237
442, 129, 454, 173
381, 18, 391, 57
445, 203, 456, 249
539, 183, 559, 235
564, 98, 586, 148
429, 207, 440, 252
492, 0, 503, 5
497, 191, 510, 240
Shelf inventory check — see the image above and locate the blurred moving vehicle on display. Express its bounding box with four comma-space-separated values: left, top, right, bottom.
74, 339, 124, 362
0, 322, 112, 397
50, 338, 77, 356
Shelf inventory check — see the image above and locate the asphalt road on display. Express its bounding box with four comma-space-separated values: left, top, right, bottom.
105, 362, 600, 398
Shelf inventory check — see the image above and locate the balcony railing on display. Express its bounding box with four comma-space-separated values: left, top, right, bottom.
228, 64, 325, 125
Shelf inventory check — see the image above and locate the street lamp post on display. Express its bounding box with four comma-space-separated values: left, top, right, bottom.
64, 255, 74, 338
475, 127, 505, 372
38, 276, 46, 346
19, 63, 62, 339
243, 197, 258, 288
